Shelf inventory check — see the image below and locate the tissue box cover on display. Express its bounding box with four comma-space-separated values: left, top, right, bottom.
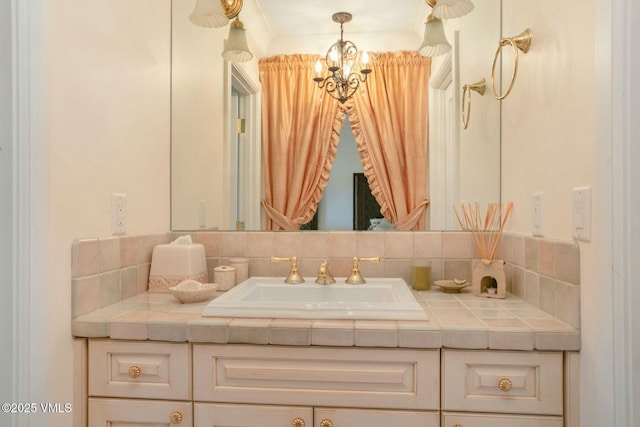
148, 242, 208, 292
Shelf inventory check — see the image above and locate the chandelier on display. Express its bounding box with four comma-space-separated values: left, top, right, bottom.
313, 12, 371, 104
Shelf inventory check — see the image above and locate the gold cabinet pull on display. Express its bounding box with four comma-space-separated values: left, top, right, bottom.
292, 417, 305, 427
453, 424, 463, 427
320, 419, 333, 427
498, 377, 513, 392
169, 411, 183, 424
127, 366, 141, 378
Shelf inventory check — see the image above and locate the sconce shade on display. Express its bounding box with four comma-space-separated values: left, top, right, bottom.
432, 0, 474, 19
418, 15, 451, 57
189, 0, 230, 28
222, 18, 254, 62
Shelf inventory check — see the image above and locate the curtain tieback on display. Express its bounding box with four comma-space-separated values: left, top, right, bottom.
394, 199, 430, 231
261, 200, 302, 231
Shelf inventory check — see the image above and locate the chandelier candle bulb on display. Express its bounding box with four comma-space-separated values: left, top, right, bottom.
362, 51, 370, 65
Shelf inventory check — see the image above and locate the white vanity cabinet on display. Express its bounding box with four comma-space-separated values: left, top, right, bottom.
84, 340, 572, 427
87, 340, 192, 426
441, 349, 564, 426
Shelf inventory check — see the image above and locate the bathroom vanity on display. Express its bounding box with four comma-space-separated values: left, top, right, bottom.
74, 289, 579, 427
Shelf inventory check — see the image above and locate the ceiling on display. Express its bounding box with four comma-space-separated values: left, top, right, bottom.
253, 0, 430, 38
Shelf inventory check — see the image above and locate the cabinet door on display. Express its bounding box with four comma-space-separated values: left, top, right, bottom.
314, 407, 439, 427
442, 412, 563, 427
194, 402, 313, 427
88, 398, 192, 426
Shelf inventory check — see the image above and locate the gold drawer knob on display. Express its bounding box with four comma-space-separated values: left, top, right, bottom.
320, 420, 333, 427
170, 411, 183, 424
453, 424, 463, 427
127, 366, 141, 378
292, 417, 305, 427
498, 377, 513, 392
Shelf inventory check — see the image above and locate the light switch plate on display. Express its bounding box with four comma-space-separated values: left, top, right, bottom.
532, 192, 544, 236
572, 186, 592, 241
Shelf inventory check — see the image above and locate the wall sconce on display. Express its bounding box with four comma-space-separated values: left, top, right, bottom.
461, 78, 486, 129
490, 28, 532, 100
189, 0, 229, 28
189, 0, 253, 63
222, 17, 253, 63
431, 0, 474, 19
419, 0, 474, 57
418, 14, 451, 57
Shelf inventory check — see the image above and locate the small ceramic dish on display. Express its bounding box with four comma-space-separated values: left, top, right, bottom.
433, 279, 470, 293
168, 280, 218, 303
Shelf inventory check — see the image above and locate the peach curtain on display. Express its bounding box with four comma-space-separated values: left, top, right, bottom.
259, 54, 345, 230
346, 51, 431, 230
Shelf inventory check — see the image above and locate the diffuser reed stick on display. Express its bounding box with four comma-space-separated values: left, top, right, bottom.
454, 202, 514, 260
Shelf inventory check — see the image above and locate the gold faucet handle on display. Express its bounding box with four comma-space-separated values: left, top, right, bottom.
271, 256, 305, 284
345, 257, 380, 284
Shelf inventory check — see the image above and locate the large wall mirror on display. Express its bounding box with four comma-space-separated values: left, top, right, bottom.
171, 0, 501, 231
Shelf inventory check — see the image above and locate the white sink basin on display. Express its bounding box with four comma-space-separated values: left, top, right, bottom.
201, 277, 427, 320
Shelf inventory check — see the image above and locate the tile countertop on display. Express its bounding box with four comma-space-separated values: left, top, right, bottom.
72, 288, 580, 351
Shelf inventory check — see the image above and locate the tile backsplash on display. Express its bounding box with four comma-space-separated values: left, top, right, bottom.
71, 233, 172, 318
71, 230, 580, 328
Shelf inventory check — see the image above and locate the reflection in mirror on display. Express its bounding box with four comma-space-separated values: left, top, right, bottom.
171, 0, 501, 231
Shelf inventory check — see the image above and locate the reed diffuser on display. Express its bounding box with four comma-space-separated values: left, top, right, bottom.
454, 202, 514, 298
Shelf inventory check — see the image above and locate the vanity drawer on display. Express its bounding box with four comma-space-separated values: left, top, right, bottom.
88, 339, 191, 400
194, 402, 313, 427
442, 349, 563, 415
316, 407, 440, 427
442, 412, 563, 427
193, 344, 440, 410
89, 397, 193, 426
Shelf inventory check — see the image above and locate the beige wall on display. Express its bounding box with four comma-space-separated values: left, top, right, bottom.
501, 1, 598, 425
501, 1, 596, 238
45, 0, 171, 423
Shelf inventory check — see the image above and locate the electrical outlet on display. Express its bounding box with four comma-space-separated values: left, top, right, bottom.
532, 192, 544, 236
111, 193, 127, 235
572, 187, 592, 241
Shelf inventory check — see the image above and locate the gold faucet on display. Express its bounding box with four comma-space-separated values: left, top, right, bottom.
345, 257, 380, 284
270, 256, 305, 284
315, 260, 336, 285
